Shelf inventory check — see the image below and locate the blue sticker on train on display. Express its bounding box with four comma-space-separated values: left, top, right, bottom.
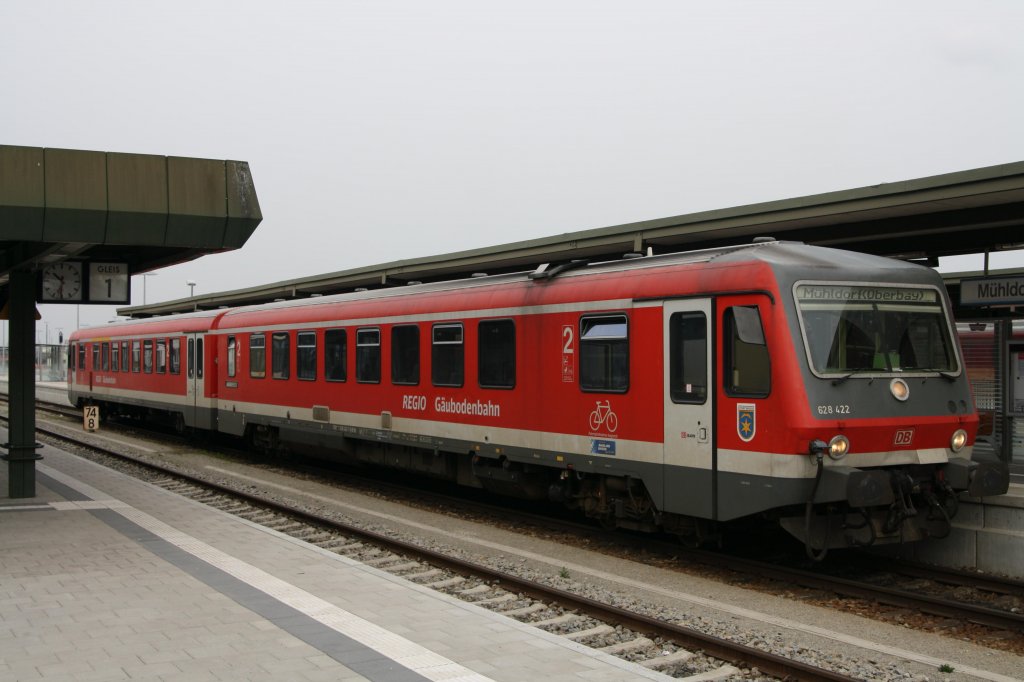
591, 439, 616, 456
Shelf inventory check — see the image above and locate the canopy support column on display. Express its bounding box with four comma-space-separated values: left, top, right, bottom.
3, 268, 42, 498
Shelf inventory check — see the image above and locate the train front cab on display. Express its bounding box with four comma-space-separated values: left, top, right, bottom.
657, 277, 1010, 556
777, 279, 1009, 554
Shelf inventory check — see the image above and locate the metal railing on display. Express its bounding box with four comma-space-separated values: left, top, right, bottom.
0, 344, 68, 383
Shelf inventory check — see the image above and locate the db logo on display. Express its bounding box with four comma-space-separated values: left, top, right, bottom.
893, 429, 914, 446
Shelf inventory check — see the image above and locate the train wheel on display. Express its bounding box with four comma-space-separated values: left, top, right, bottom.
674, 518, 716, 548
247, 424, 279, 455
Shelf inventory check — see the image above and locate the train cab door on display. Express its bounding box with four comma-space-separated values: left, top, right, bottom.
186, 334, 208, 429
662, 298, 716, 519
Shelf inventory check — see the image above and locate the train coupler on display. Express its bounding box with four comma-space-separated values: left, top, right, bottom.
883, 472, 918, 535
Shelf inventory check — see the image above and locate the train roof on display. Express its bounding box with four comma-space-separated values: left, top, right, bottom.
217, 240, 941, 317
70, 307, 223, 340
213, 240, 769, 319
74, 240, 943, 340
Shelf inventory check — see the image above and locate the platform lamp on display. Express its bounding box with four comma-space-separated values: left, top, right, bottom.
140, 272, 158, 305
186, 280, 196, 298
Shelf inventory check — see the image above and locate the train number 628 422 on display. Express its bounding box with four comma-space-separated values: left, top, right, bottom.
816, 404, 851, 415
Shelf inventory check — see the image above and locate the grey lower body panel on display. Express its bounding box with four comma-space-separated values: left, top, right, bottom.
74, 390, 214, 431
247, 411, 815, 521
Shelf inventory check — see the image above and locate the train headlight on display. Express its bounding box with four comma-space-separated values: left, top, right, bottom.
890, 378, 910, 402
828, 435, 850, 460
950, 429, 968, 452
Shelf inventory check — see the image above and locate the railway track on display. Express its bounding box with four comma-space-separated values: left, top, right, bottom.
6, 407, 865, 681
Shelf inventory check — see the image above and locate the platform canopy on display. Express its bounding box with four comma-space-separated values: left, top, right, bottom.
0, 145, 262, 298
0, 144, 261, 499
120, 160, 1024, 318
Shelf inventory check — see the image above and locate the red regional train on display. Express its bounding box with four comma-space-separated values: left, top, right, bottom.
68, 240, 1010, 556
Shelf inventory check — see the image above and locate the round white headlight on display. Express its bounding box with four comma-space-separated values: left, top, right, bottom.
828, 435, 850, 460
890, 378, 910, 401
951, 429, 968, 452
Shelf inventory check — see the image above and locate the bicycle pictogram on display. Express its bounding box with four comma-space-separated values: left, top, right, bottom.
588, 400, 618, 433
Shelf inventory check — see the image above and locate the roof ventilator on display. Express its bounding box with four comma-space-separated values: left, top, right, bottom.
528, 259, 590, 280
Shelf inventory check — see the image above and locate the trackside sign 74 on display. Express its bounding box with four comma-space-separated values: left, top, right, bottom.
83, 405, 99, 432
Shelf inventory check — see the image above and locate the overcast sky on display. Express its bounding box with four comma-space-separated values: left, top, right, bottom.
3, 0, 1024, 341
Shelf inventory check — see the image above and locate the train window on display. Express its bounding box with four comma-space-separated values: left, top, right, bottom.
187, 338, 194, 378
110, 343, 119, 372
68, 343, 76, 373
391, 326, 419, 385
580, 314, 629, 393
197, 338, 204, 379
78, 344, 86, 370
724, 306, 770, 397
297, 331, 317, 381
227, 336, 237, 377
143, 340, 154, 373
432, 324, 464, 387
356, 328, 381, 383
669, 312, 707, 404
479, 320, 515, 389
132, 341, 141, 372
325, 329, 347, 382
92, 344, 99, 370
271, 332, 290, 380
170, 338, 181, 374
156, 339, 167, 374
121, 341, 130, 372
794, 283, 956, 377
101, 343, 110, 371
249, 334, 266, 379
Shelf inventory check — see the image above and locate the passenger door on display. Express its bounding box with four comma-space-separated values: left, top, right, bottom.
186, 334, 209, 429
662, 299, 715, 518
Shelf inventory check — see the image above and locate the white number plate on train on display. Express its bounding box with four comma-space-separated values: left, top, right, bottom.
816, 404, 851, 415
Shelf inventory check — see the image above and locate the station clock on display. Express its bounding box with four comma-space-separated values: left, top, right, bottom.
37, 261, 131, 304
39, 261, 84, 302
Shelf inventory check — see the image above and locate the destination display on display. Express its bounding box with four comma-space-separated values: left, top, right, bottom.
795, 284, 937, 304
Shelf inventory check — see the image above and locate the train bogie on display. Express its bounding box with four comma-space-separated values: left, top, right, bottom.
68, 241, 1010, 557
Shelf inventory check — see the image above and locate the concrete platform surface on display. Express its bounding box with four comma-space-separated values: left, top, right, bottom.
0, 379, 71, 408
0, 436, 673, 681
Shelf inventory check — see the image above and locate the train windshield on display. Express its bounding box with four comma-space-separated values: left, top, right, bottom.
794, 283, 958, 377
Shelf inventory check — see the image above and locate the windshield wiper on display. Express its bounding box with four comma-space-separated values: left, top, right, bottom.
830, 368, 877, 386
907, 368, 957, 382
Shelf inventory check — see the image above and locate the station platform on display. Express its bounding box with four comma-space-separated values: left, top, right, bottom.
0, 434, 674, 681
0, 379, 71, 408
